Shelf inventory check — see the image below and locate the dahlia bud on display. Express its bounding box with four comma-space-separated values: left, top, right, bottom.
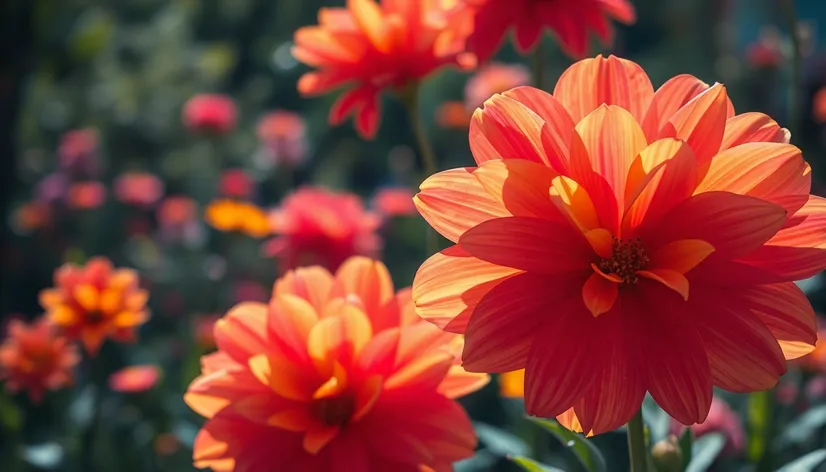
651, 435, 683, 472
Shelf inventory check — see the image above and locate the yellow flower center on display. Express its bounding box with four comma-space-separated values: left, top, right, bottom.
598, 237, 650, 284
311, 393, 356, 427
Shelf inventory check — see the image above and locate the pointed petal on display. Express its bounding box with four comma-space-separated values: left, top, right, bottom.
412, 245, 521, 333
214, 302, 270, 364
307, 304, 372, 369
469, 94, 552, 166
573, 105, 648, 209
662, 84, 730, 168
720, 112, 790, 150
438, 364, 490, 399
649, 239, 715, 274
268, 294, 318, 362
304, 426, 340, 454
463, 272, 585, 373
274, 266, 334, 314
414, 167, 510, 242
347, 0, 390, 52
458, 217, 594, 273
330, 257, 395, 331
248, 353, 317, 402
582, 272, 618, 317
736, 283, 817, 359
637, 269, 690, 300
643, 192, 787, 258
636, 283, 712, 425
553, 55, 654, 123
524, 295, 606, 417
550, 176, 602, 233
471, 159, 562, 220
696, 142, 810, 213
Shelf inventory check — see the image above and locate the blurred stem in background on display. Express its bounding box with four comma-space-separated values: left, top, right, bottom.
532, 41, 545, 90
780, 0, 802, 138
627, 408, 649, 472
400, 81, 439, 255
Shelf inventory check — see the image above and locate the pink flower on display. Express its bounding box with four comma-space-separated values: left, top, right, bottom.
671, 397, 744, 455
67, 181, 107, 210
59, 128, 100, 176
256, 110, 308, 166
218, 169, 254, 199
114, 172, 165, 208
372, 187, 417, 216
109, 365, 160, 393
182, 94, 237, 135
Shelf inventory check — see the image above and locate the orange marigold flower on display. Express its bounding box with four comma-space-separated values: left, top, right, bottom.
413, 55, 825, 435
109, 365, 160, 393
39, 257, 150, 355
265, 187, 382, 272
185, 257, 488, 471
463, 0, 636, 61
293, 0, 477, 138
183, 94, 238, 135
205, 199, 271, 238
0, 318, 80, 403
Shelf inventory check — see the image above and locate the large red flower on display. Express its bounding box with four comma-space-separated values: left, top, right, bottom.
463, 0, 636, 61
413, 55, 825, 434
293, 0, 476, 138
185, 257, 487, 471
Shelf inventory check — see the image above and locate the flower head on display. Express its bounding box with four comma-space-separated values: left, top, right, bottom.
205, 199, 271, 238
114, 172, 165, 208
157, 196, 198, 228
185, 257, 487, 471
463, 0, 636, 61
183, 94, 238, 135
59, 128, 100, 176
257, 110, 308, 166
67, 181, 107, 210
265, 187, 382, 272
218, 169, 255, 199
293, 0, 477, 138
40, 257, 150, 354
109, 365, 161, 393
413, 55, 825, 434
0, 318, 80, 402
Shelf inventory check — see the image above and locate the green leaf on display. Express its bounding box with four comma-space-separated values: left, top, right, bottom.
775, 405, 826, 448
473, 422, 530, 457
529, 417, 607, 472
776, 449, 826, 472
509, 455, 566, 472
0, 391, 23, 433
678, 428, 693, 470
686, 433, 725, 472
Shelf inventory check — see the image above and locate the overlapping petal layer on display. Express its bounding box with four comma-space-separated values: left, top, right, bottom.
412, 55, 824, 434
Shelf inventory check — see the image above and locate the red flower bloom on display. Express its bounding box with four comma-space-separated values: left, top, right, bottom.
257, 111, 308, 166
218, 169, 255, 199
265, 187, 382, 272
0, 318, 80, 403
183, 94, 238, 135
293, 0, 477, 138
114, 172, 165, 208
67, 181, 107, 210
109, 365, 160, 393
185, 257, 487, 471
413, 55, 824, 434
40, 257, 150, 354
463, 0, 636, 61
157, 196, 198, 228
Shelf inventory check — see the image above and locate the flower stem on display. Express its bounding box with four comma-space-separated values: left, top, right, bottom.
532, 41, 545, 90
780, 0, 802, 138
401, 82, 440, 255
627, 409, 649, 472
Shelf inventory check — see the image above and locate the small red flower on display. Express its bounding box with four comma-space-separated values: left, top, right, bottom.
257, 111, 308, 166
157, 196, 198, 229
0, 318, 80, 403
746, 27, 784, 69
114, 172, 165, 208
109, 365, 160, 393
67, 181, 107, 210
218, 169, 255, 199
265, 187, 382, 272
183, 94, 238, 135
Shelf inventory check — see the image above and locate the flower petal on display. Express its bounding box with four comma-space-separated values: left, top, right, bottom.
330, 257, 395, 331
214, 302, 270, 364
696, 142, 810, 213
273, 266, 334, 314
267, 294, 319, 362
582, 272, 618, 317
248, 353, 317, 402
415, 167, 511, 242
720, 112, 790, 150
463, 272, 586, 373
643, 191, 787, 258
641, 74, 710, 141
469, 94, 551, 166
458, 217, 593, 273
735, 283, 817, 359
412, 245, 521, 333
662, 84, 730, 168
308, 304, 373, 370
637, 269, 689, 300
553, 55, 654, 123
471, 159, 562, 220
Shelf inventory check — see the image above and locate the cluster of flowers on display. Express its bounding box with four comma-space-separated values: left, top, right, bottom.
4, 0, 826, 471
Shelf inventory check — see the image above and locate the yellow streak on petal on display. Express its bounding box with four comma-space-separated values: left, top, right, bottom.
74, 284, 100, 312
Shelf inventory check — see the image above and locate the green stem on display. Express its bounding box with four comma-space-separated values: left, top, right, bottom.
627, 409, 649, 472
780, 0, 802, 139
532, 41, 545, 90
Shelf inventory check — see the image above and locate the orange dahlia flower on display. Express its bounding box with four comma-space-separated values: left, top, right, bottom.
185, 257, 488, 471
39, 257, 150, 354
0, 318, 80, 402
413, 55, 825, 434
265, 187, 382, 272
205, 199, 272, 238
463, 0, 636, 61
293, 0, 477, 138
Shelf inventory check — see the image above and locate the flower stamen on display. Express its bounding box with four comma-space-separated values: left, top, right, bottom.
598, 237, 649, 285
